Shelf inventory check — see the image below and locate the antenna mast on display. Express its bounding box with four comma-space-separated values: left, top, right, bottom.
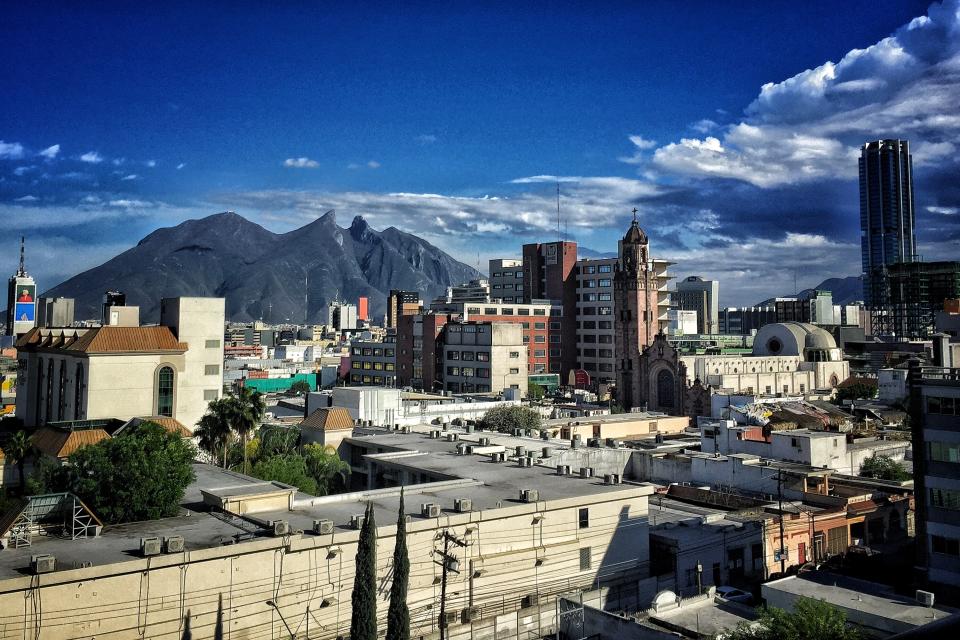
18, 236, 26, 276
556, 182, 561, 243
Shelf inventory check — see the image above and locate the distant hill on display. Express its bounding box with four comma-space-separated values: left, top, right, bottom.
41, 211, 481, 322
578, 247, 616, 259
756, 276, 863, 306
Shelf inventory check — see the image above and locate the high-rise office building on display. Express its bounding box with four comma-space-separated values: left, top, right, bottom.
5, 238, 36, 338
522, 241, 578, 376
386, 290, 421, 329
860, 139, 917, 331
674, 276, 719, 334
488, 258, 524, 302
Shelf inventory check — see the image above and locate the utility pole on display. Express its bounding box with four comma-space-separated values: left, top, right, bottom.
435, 530, 467, 640
777, 469, 786, 575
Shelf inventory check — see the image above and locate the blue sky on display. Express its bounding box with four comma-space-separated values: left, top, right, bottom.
3, 1, 958, 305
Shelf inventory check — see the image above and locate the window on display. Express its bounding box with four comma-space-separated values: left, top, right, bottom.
509, 351, 520, 358
598, 335, 612, 344
352, 347, 362, 356
385, 349, 395, 357
598, 321, 612, 329
535, 335, 546, 343
598, 264, 612, 273
205, 339, 221, 349
534, 322, 546, 330
45, 359, 53, 421
550, 321, 561, 330
598, 293, 612, 301
578, 508, 589, 528
462, 367, 475, 377
534, 350, 546, 357
584, 279, 595, 288
204, 389, 218, 401
374, 362, 384, 370
598, 307, 612, 315
931, 488, 960, 511
476, 352, 490, 362
74, 363, 85, 420
447, 366, 460, 376
515, 271, 523, 278
550, 348, 561, 358
157, 366, 175, 417
492, 284, 501, 289
447, 350, 460, 360
932, 535, 960, 557
502, 308, 514, 315
461, 351, 475, 361
514, 284, 523, 291
509, 368, 520, 374
385, 363, 396, 371
583, 335, 597, 343
598, 349, 613, 358
579, 547, 592, 570
362, 362, 372, 370
522, 322, 530, 329
584, 265, 596, 274
549, 335, 560, 343
205, 364, 220, 375
582, 321, 596, 330
533, 308, 546, 316
930, 442, 960, 463
373, 348, 383, 357
518, 308, 530, 316
799, 384, 806, 393
484, 307, 497, 315
598, 278, 612, 287
477, 368, 490, 378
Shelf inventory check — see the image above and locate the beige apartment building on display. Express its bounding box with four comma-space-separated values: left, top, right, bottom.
441, 321, 528, 395
0, 426, 656, 640
14, 297, 224, 432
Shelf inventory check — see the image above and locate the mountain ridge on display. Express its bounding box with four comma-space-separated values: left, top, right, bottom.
41, 211, 481, 323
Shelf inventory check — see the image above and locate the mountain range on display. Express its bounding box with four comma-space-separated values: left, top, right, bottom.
758, 276, 863, 306
40, 211, 481, 323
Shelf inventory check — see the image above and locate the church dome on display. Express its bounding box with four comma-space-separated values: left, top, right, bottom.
804, 327, 836, 350
623, 220, 648, 244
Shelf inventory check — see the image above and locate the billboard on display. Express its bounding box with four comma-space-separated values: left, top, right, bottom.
13, 284, 35, 323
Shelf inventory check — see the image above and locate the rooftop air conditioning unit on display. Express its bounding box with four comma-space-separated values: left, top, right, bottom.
430, 430, 441, 439
491, 452, 505, 462
917, 590, 935, 607
454, 498, 473, 513
605, 437, 616, 447
541, 430, 550, 440
604, 474, 622, 485
272, 520, 290, 537
421, 503, 441, 518
557, 465, 570, 476
521, 593, 540, 608
350, 514, 366, 530
542, 446, 554, 458
446, 433, 459, 442
313, 519, 334, 535
520, 489, 540, 503
580, 467, 594, 479
513, 428, 523, 436
515, 446, 526, 457
466, 424, 475, 434
518, 457, 532, 467
31, 554, 55, 574
442, 610, 459, 626
462, 606, 481, 623
164, 535, 185, 553
479, 437, 490, 446
140, 536, 162, 557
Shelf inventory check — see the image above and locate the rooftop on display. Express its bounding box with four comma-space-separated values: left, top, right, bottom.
16, 326, 187, 354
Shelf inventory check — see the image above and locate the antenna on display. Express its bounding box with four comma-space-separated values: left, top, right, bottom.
18, 236, 26, 276
556, 182, 561, 243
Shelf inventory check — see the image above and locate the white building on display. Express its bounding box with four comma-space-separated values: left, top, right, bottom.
674, 275, 719, 334
667, 309, 698, 336
877, 368, 909, 403
15, 297, 224, 431
328, 301, 358, 331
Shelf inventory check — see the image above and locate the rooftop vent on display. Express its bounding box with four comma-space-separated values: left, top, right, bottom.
515, 446, 526, 457
479, 437, 491, 446
520, 489, 540, 503
491, 451, 505, 462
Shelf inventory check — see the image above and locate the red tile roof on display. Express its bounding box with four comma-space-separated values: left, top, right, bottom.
32, 427, 110, 458
300, 407, 355, 432
17, 326, 187, 354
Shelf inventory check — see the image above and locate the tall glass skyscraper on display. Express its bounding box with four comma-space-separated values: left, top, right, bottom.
859, 139, 917, 307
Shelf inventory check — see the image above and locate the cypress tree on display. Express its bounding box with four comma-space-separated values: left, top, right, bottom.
351, 502, 378, 640
386, 489, 410, 640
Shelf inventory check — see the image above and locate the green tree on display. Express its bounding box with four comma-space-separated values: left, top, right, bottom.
302, 444, 351, 495
289, 380, 312, 396
250, 454, 319, 495
24, 455, 62, 495
227, 386, 266, 474
860, 454, 911, 481
351, 502, 378, 640
834, 377, 878, 404
60, 422, 196, 524
386, 490, 410, 640
726, 597, 861, 640
2, 430, 34, 494
527, 382, 545, 401
479, 405, 542, 433
195, 398, 234, 468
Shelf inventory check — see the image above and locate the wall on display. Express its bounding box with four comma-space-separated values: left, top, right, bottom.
87, 352, 187, 421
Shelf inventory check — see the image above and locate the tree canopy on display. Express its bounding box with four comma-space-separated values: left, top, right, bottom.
59, 422, 196, 524
479, 405, 542, 433
250, 454, 319, 495
834, 377, 878, 403
527, 382, 545, 401
860, 454, 911, 481
289, 380, 312, 395
726, 597, 861, 640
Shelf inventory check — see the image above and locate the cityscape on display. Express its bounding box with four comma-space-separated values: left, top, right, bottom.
2, 2, 960, 639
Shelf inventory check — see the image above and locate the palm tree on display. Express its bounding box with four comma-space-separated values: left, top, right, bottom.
3, 430, 34, 494
195, 399, 233, 468
228, 386, 265, 474
302, 444, 352, 494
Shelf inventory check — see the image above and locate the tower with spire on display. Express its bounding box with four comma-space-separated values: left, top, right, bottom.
613, 210, 672, 410
6, 236, 38, 337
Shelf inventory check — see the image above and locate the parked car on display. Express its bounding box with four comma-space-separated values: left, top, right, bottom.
715, 586, 753, 604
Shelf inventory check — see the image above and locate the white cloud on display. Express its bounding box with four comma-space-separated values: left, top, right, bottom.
176, 163, 186, 170
690, 119, 718, 134
0, 141, 25, 159
108, 199, 153, 208
928, 205, 958, 215
38, 144, 60, 160
120, 174, 139, 181
367, 160, 381, 169
283, 157, 319, 168
628, 135, 657, 149
646, 0, 960, 188
13, 166, 34, 176
112, 158, 126, 166
416, 134, 438, 144
15, 195, 38, 202
145, 159, 157, 168
80, 151, 104, 164
620, 135, 659, 164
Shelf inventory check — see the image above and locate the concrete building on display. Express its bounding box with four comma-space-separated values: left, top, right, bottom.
440, 321, 527, 395
878, 367, 909, 403
327, 300, 358, 331
614, 213, 673, 411
674, 276, 719, 334
488, 258, 524, 302
886, 260, 960, 339
37, 297, 75, 328
700, 419, 909, 475
14, 297, 225, 431
667, 309, 697, 336
719, 306, 776, 335
575, 257, 618, 384
0, 427, 658, 640
522, 240, 578, 377
386, 289, 422, 329
348, 331, 398, 387
432, 278, 492, 305
909, 358, 960, 601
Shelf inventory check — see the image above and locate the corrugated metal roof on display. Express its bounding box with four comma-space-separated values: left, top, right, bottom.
137, 416, 192, 437
32, 427, 110, 458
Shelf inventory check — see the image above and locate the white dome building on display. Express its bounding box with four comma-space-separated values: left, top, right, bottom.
753, 322, 843, 362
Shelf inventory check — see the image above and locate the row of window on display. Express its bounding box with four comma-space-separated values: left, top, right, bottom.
491, 271, 523, 278
929, 442, 960, 464
931, 488, 960, 511
927, 396, 960, 416
446, 366, 491, 378
579, 293, 612, 302
447, 324, 490, 333
580, 362, 615, 373
491, 283, 524, 291
353, 361, 396, 371
351, 347, 396, 357
579, 307, 613, 316
579, 264, 613, 274
350, 374, 396, 385
579, 348, 614, 358
577, 320, 613, 330
445, 382, 492, 393
932, 535, 960, 557
446, 351, 491, 361
579, 334, 613, 344
579, 278, 612, 288
465, 307, 557, 317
